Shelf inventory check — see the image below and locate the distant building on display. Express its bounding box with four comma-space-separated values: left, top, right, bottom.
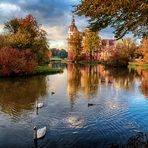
101, 39, 116, 49
67, 15, 116, 61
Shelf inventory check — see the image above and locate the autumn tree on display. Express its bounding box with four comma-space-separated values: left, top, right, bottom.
116, 38, 138, 60
75, 0, 148, 39
138, 38, 148, 63
82, 29, 100, 60
0, 34, 10, 49
4, 14, 50, 65
109, 38, 137, 66
4, 18, 20, 33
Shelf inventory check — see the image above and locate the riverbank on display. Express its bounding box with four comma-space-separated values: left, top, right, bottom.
50, 57, 67, 63
75, 60, 148, 69
128, 62, 148, 69
0, 66, 63, 78
78, 60, 102, 64
77, 60, 127, 67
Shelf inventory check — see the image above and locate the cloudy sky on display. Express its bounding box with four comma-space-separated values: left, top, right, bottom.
0, 0, 135, 49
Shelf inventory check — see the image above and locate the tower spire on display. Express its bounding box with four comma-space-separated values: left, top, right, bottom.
71, 15, 75, 24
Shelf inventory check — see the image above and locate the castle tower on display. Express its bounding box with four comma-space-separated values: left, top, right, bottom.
67, 15, 79, 61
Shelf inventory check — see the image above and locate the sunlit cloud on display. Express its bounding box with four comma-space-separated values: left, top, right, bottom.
49, 40, 67, 49
0, 3, 26, 23
0, 24, 4, 33
41, 25, 67, 40
0, 3, 21, 12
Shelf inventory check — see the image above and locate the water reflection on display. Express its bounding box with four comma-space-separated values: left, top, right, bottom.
67, 64, 140, 104
67, 64, 101, 103
49, 62, 66, 69
0, 63, 148, 147
66, 114, 84, 128
138, 68, 148, 97
0, 64, 147, 118
0, 76, 47, 118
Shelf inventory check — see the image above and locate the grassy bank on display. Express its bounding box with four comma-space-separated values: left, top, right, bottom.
50, 57, 62, 61
78, 60, 102, 64
77, 60, 127, 67
0, 66, 63, 78
50, 57, 67, 63
128, 62, 148, 69
35, 66, 63, 75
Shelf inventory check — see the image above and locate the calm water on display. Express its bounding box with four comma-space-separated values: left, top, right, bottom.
0, 64, 148, 148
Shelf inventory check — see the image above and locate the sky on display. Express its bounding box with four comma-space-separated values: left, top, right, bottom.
0, 0, 138, 49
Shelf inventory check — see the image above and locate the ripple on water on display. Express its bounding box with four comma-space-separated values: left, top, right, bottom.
64, 114, 84, 129
123, 120, 140, 130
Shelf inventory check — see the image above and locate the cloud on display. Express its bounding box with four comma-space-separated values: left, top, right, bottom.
0, 24, 4, 33
0, 3, 27, 23
0, 0, 80, 49
41, 24, 68, 49
0, 0, 125, 49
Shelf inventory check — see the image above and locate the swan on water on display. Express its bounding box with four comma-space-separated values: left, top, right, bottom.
37, 102, 44, 108
34, 126, 46, 140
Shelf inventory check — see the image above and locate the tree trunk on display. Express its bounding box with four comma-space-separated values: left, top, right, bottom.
90, 49, 92, 61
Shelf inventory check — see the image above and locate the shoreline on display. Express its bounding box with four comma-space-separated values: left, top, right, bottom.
128, 62, 148, 69
0, 66, 63, 78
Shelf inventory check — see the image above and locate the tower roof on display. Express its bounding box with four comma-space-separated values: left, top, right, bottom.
69, 15, 78, 32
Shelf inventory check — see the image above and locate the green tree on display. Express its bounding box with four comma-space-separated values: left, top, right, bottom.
82, 29, 100, 60
4, 18, 20, 33
75, 0, 148, 39
58, 49, 68, 59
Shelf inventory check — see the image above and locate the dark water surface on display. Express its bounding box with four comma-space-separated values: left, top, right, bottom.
0, 64, 148, 148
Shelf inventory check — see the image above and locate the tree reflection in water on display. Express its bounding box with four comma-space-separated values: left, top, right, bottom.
67, 64, 148, 106
67, 64, 100, 107
109, 132, 148, 147
139, 69, 148, 97
0, 76, 47, 117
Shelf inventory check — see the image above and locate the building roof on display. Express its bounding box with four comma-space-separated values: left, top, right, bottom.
69, 15, 78, 32
69, 24, 78, 32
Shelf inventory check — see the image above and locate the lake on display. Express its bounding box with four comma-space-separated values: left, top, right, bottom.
0, 64, 148, 148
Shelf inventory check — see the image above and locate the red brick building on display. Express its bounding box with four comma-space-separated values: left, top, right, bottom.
67, 16, 116, 61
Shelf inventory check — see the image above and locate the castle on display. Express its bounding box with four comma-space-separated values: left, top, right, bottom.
67, 15, 116, 61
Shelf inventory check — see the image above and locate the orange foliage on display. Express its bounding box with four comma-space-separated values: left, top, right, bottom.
0, 47, 37, 76
139, 38, 148, 63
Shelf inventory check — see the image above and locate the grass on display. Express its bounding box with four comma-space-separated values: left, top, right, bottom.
35, 66, 63, 75
50, 57, 67, 63
50, 57, 62, 61
78, 60, 102, 64
128, 62, 148, 69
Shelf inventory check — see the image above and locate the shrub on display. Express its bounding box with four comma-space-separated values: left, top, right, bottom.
0, 47, 37, 76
